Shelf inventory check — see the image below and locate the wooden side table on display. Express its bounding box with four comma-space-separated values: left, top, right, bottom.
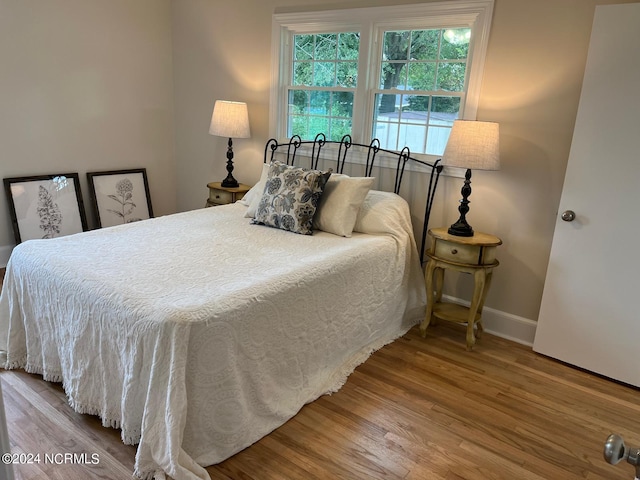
420, 227, 502, 350
206, 182, 250, 207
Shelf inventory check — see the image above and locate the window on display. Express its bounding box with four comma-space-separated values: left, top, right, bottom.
270, 1, 494, 158
374, 28, 469, 154
289, 32, 359, 141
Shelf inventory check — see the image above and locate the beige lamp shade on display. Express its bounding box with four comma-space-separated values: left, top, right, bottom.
209, 100, 250, 139
443, 119, 500, 237
442, 120, 500, 171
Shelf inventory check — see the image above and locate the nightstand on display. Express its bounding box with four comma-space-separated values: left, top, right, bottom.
420, 227, 502, 350
206, 182, 250, 207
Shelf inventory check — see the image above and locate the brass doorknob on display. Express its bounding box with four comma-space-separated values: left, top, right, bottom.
561, 210, 576, 222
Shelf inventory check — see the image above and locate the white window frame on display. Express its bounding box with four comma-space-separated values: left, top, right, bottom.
270, 0, 494, 162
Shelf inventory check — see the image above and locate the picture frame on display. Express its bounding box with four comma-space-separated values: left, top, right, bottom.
3, 173, 88, 244
87, 168, 153, 228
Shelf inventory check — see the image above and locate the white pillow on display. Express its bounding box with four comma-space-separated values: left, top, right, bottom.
242, 163, 270, 216
353, 190, 412, 236
313, 174, 375, 237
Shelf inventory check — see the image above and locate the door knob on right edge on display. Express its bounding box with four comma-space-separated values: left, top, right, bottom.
561, 210, 576, 222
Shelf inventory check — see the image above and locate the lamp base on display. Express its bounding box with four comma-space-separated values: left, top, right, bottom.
448, 168, 475, 237
448, 221, 474, 237
220, 137, 239, 188
221, 175, 239, 188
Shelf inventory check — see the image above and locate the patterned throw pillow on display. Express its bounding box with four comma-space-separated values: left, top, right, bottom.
251, 161, 331, 235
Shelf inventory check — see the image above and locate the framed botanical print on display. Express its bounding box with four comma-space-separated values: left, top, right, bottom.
3, 173, 88, 244
87, 168, 153, 228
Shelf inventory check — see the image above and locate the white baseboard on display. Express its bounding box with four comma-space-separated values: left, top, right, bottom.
441, 294, 537, 347
0, 245, 13, 268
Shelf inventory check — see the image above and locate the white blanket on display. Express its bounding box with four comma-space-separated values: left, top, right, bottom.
0, 191, 426, 480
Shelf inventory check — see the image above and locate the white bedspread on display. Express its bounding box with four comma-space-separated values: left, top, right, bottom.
0, 192, 426, 480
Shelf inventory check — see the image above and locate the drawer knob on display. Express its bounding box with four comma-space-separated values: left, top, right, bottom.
451, 249, 458, 254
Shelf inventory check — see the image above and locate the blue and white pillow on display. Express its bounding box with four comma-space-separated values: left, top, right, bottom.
251, 161, 331, 235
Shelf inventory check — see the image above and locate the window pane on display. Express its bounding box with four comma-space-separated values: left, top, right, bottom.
310, 91, 331, 115
431, 96, 460, 125
329, 119, 352, 141
373, 94, 404, 150
338, 32, 359, 60
440, 28, 470, 60
337, 62, 358, 88
373, 93, 398, 151
288, 90, 353, 141
293, 61, 312, 86
426, 126, 452, 155
289, 115, 309, 138
377, 92, 398, 115
294, 34, 314, 61
380, 62, 407, 89
436, 62, 466, 91
408, 62, 436, 90
313, 62, 336, 87
383, 31, 410, 60
426, 96, 460, 154
288, 90, 310, 114
372, 93, 461, 155
410, 30, 439, 60
331, 91, 354, 117
307, 117, 329, 139
398, 127, 427, 154
405, 95, 429, 125
315, 33, 337, 60
374, 93, 428, 152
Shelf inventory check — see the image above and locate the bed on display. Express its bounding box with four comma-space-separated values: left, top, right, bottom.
0, 135, 442, 480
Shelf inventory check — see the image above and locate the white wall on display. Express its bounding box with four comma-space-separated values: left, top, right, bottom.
171, 0, 273, 213
0, 0, 176, 264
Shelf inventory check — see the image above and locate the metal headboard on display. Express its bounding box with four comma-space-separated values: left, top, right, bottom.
263, 133, 443, 263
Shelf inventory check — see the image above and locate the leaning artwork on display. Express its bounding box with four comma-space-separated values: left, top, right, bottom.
87, 169, 154, 228
3, 173, 88, 244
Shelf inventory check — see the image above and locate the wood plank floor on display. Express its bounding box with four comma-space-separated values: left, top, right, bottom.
2, 268, 639, 479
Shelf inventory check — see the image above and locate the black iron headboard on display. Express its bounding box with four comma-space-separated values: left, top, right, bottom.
263, 133, 443, 263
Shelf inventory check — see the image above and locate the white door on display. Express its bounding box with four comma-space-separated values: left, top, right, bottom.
533, 3, 640, 387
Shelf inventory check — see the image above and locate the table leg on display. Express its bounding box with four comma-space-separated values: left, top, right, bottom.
420, 260, 438, 337
475, 269, 493, 337
466, 268, 487, 350
434, 266, 444, 303
432, 266, 444, 326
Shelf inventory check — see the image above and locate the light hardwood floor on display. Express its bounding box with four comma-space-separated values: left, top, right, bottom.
1, 268, 639, 479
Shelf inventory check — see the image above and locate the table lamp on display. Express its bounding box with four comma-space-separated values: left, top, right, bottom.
443, 120, 500, 237
209, 100, 251, 188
